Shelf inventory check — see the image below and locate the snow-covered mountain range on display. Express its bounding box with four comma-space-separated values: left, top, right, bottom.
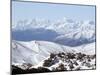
12, 18, 95, 46
12, 18, 96, 74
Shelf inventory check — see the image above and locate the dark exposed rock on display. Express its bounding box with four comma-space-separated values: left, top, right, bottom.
50, 53, 56, 58
12, 65, 25, 74
75, 67, 81, 70
43, 55, 59, 67
66, 53, 76, 59
73, 61, 79, 66
55, 63, 66, 71
76, 53, 86, 61
91, 54, 96, 59
68, 62, 74, 70
43, 58, 53, 67
58, 52, 65, 58
85, 63, 91, 68
12, 65, 51, 74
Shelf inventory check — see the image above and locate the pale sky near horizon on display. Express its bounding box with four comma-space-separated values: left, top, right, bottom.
12, 1, 96, 25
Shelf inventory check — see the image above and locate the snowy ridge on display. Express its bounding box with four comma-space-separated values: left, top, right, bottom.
12, 40, 74, 65
73, 42, 95, 55
12, 40, 95, 66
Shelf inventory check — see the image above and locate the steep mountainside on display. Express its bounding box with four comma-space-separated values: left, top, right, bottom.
12, 40, 95, 66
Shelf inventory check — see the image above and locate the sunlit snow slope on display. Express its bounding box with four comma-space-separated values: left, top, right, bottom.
12, 40, 95, 66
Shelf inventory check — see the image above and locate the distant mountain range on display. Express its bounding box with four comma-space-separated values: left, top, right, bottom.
12, 18, 95, 46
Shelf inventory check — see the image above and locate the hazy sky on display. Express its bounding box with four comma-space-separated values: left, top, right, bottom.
12, 1, 96, 24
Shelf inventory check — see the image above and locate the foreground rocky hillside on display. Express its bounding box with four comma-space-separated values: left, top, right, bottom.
12, 52, 96, 74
